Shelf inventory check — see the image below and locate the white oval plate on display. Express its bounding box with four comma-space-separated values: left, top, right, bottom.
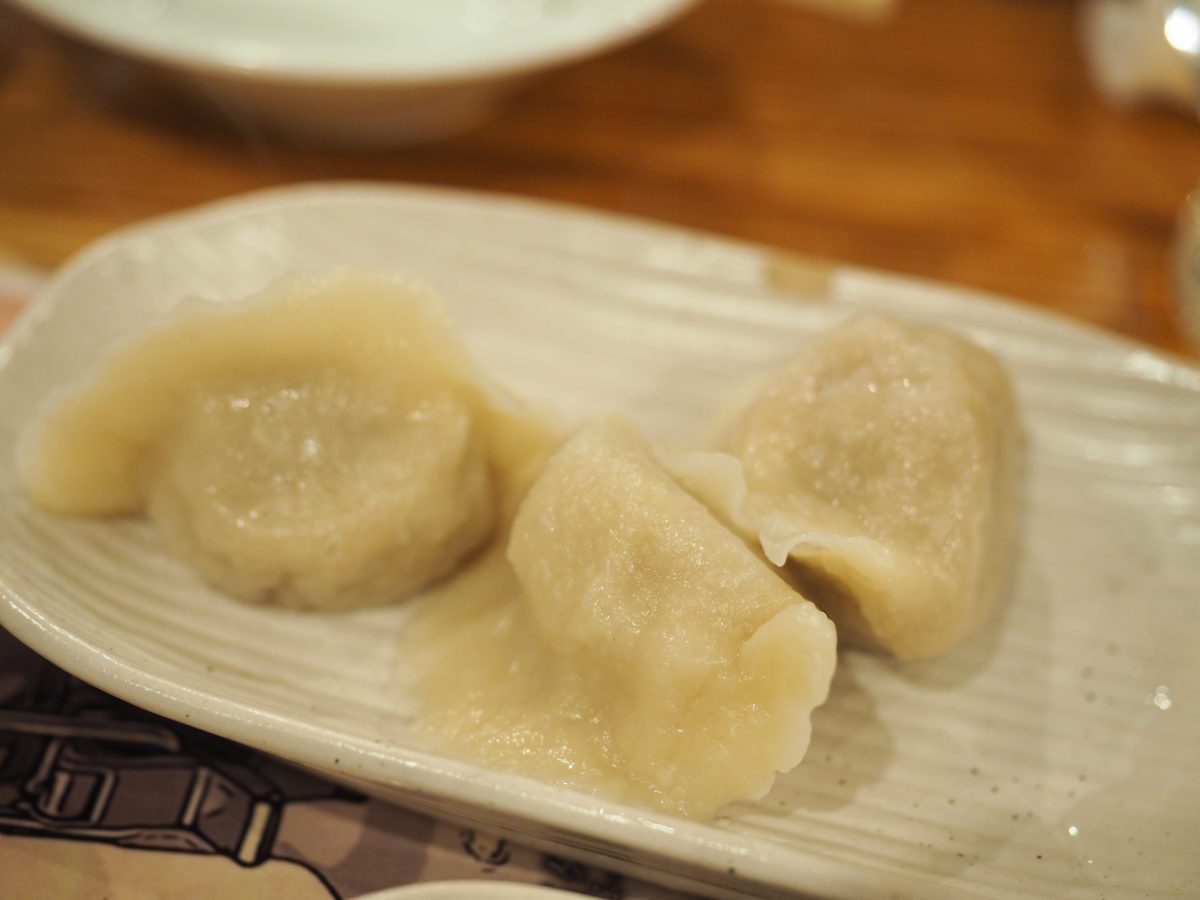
1, 184, 1198, 899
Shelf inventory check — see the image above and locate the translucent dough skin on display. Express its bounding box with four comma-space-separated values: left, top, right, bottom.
726, 313, 1018, 660
501, 416, 836, 818
145, 379, 493, 610
17, 272, 512, 610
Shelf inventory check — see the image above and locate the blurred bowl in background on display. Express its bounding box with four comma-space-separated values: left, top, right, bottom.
6, 0, 699, 145
1079, 0, 1200, 115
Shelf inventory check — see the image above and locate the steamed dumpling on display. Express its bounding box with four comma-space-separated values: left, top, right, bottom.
142, 377, 493, 609
409, 415, 837, 819
702, 313, 1018, 660
17, 271, 548, 610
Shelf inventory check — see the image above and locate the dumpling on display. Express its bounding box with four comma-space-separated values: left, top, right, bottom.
141, 377, 494, 610
676, 313, 1018, 660
409, 415, 837, 819
17, 271, 554, 610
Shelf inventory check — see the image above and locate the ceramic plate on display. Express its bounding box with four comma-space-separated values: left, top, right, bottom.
1, 184, 1197, 899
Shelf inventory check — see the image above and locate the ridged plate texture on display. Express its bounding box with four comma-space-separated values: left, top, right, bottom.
1, 184, 1197, 899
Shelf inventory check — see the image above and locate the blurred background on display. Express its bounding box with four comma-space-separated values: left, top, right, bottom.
0, 0, 1198, 353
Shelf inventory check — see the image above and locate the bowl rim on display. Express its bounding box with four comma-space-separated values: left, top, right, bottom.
7, 0, 702, 87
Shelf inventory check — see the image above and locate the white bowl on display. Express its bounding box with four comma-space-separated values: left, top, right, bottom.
9, 0, 699, 145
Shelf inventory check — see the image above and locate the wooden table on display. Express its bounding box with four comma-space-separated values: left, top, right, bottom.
1, 0, 1199, 356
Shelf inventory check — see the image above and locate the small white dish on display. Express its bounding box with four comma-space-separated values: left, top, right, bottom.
7, 0, 698, 144
0, 184, 1198, 899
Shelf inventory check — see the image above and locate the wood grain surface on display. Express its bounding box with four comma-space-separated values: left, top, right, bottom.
1, 0, 1198, 354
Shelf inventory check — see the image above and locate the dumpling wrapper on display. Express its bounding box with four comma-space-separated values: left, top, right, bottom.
408, 415, 837, 819
18, 271, 557, 610
667, 313, 1018, 661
